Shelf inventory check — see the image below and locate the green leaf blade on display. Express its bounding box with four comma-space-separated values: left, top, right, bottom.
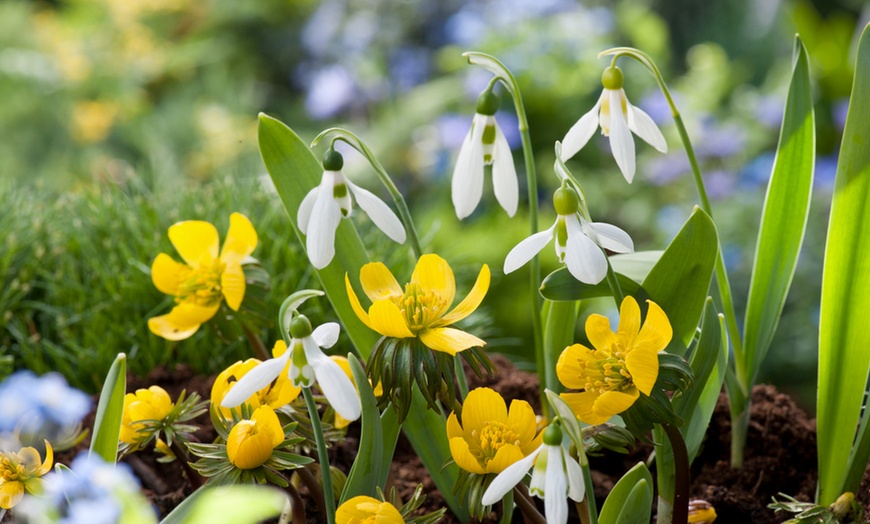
599, 462, 654, 524
740, 36, 815, 386
341, 354, 384, 503
817, 23, 870, 505
89, 352, 126, 463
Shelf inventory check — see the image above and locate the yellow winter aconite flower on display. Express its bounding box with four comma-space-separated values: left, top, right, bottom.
346, 254, 490, 355
120, 386, 174, 444
447, 387, 542, 475
336, 496, 405, 524
211, 357, 301, 417
557, 296, 672, 425
226, 406, 284, 470
148, 212, 258, 340
0, 441, 53, 509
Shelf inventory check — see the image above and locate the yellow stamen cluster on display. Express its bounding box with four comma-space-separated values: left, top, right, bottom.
394, 282, 448, 332
474, 421, 521, 462
175, 259, 225, 307
577, 345, 634, 395
1, 455, 26, 483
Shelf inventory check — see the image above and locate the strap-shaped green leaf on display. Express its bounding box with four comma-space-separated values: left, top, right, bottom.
89, 352, 126, 463
160, 486, 286, 524
642, 207, 718, 352
599, 462, 653, 524
341, 354, 384, 502
817, 22, 870, 505
257, 114, 380, 358
739, 36, 814, 387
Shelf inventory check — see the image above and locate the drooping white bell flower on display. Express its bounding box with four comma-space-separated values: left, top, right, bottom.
503, 185, 633, 284
451, 90, 518, 219
481, 424, 585, 524
298, 149, 406, 269
561, 65, 667, 183
221, 315, 361, 423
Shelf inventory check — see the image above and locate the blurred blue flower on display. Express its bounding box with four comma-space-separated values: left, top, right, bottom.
832, 98, 849, 132
648, 154, 691, 185
815, 153, 839, 191
638, 91, 676, 127
696, 120, 746, 159
495, 112, 520, 149
656, 205, 688, 240
445, 6, 487, 46
738, 152, 775, 189
389, 47, 431, 92
706, 169, 737, 200
19, 454, 154, 524
722, 243, 743, 273
0, 371, 90, 438
304, 64, 357, 119
437, 113, 472, 151
754, 95, 784, 128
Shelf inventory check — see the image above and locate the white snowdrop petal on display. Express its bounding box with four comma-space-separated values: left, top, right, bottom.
565, 215, 607, 284
312, 322, 341, 349
504, 226, 555, 274
220, 352, 291, 408
451, 116, 486, 219
584, 220, 634, 253
545, 447, 569, 524
529, 446, 548, 497
346, 181, 406, 243
628, 103, 668, 153
561, 94, 603, 161
481, 446, 541, 506
305, 337, 360, 421
492, 124, 519, 217
608, 89, 636, 183
566, 453, 586, 502
306, 187, 343, 269
297, 187, 319, 235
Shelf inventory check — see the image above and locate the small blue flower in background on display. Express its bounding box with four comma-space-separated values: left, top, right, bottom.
832, 98, 849, 132
17, 453, 156, 524
738, 152, 775, 190
638, 91, 678, 127
648, 154, 691, 185
815, 153, 839, 191
696, 119, 746, 160
0, 370, 90, 443
754, 95, 785, 129
706, 169, 737, 200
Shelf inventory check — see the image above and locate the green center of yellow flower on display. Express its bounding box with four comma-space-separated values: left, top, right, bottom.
473, 421, 520, 463
578, 345, 633, 395
176, 259, 225, 306
394, 282, 448, 332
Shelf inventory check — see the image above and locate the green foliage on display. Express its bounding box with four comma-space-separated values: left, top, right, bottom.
89, 352, 126, 463
817, 22, 870, 506
340, 354, 386, 502
598, 462, 654, 524
160, 485, 288, 524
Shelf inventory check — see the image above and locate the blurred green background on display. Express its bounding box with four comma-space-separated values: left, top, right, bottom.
1, 0, 866, 411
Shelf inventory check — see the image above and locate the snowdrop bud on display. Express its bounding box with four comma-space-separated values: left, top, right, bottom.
553, 186, 580, 215
322, 148, 344, 171
475, 89, 499, 116
601, 65, 624, 90
543, 423, 563, 446
289, 315, 313, 338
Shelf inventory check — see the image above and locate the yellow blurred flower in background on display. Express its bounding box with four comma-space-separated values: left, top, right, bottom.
148, 212, 257, 340
71, 100, 119, 144
0, 441, 53, 509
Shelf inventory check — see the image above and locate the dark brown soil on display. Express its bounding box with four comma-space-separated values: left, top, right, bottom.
24, 356, 870, 524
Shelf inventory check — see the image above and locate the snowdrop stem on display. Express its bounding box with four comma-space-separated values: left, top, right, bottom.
598, 47, 744, 359
512, 484, 547, 524
303, 386, 336, 524
578, 445, 599, 524
463, 51, 547, 416
312, 128, 424, 258
604, 259, 625, 307
660, 422, 690, 524
242, 324, 270, 361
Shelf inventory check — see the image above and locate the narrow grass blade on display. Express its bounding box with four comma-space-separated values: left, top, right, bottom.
257, 114, 380, 358
817, 22, 870, 505
160, 486, 286, 524
89, 352, 126, 463
541, 299, 579, 394
740, 36, 815, 386
341, 354, 384, 503
598, 462, 653, 524
642, 207, 718, 352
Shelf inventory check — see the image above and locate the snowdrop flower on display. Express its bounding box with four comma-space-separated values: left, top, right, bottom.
298, 149, 406, 269
504, 184, 633, 284
221, 315, 361, 423
481, 423, 585, 524
561, 65, 667, 183
451, 90, 518, 219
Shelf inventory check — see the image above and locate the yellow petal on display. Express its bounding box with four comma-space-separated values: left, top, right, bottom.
446, 412, 463, 439
345, 273, 375, 331
449, 437, 486, 474
142, 386, 173, 417
486, 443, 525, 474
151, 253, 186, 296
461, 387, 507, 435
272, 340, 288, 358
593, 389, 639, 420
506, 399, 538, 447
561, 391, 610, 426
438, 264, 490, 326
168, 220, 219, 268
617, 295, 641, 340
148, 313, 200, 341
221, 263, 246, 311
251, 405, 284, 448
337, 496, 404, 524
625, 343, 660, 396
419, 327, 485, 355
634, 300, 673, 355
556, 344, 595, 390
585, 313, 618, 352
360, 262, 403, 302
219, 213, 258, 265
211, 359, 262, 414
410, 254, 455, 310
37, 440, 53, 476
0, 480, 24, 509
368, 300, 414, 338
17, 447, 42, 470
